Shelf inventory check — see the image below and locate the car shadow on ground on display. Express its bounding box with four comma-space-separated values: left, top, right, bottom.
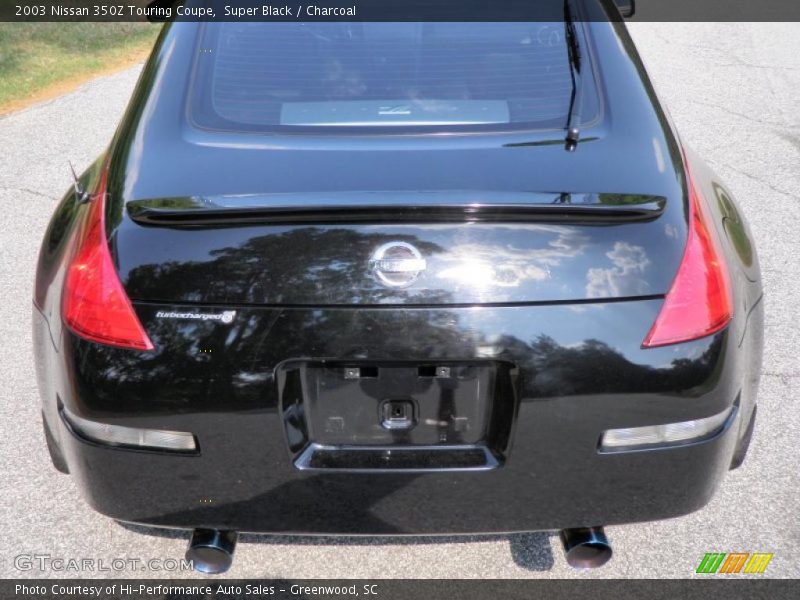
117, 522, 556, 572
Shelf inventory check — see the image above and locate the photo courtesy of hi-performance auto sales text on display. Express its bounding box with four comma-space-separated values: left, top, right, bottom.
33, 0, 763, 574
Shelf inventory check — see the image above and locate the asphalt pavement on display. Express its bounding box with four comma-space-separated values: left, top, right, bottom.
0, 22, 798, 579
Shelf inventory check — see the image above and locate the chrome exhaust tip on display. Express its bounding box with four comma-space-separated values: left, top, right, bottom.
186, 529, 238, 574
559, 526, 612, 569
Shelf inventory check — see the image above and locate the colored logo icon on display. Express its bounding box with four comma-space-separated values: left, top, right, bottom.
696, 553, 773, 574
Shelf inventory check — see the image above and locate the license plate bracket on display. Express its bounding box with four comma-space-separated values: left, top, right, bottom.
276, 360, 518, 471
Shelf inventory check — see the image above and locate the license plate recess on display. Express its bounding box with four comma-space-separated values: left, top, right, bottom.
276, 360, 518, 471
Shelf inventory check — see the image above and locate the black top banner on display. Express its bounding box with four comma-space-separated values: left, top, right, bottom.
4, 0, 800, 22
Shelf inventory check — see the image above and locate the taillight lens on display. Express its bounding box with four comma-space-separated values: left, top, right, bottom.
62, 166, 154, 351
642, 161, 732, 348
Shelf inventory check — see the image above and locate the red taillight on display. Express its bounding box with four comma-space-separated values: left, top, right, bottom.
642, 161, 732, 348
62, 167, 154, 351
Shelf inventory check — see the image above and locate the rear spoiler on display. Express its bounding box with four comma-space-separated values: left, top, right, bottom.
126, 191, 666, 227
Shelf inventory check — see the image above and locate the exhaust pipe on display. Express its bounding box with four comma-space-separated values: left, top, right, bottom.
186, 529, 238, 574
559, 526, 612, 568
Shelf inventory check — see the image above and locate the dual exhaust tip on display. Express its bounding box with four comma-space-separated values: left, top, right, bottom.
186, 529, 238, 574
559, 526, 613, 569
185, 525, 611, 574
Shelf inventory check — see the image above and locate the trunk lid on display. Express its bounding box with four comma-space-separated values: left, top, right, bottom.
115, 190, 680, 306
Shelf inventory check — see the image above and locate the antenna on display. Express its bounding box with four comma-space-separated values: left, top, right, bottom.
69, 161, 91, 204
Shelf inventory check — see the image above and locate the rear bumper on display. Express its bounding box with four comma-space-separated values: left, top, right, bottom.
42, 300, 746, 534
57, 400, 739, 534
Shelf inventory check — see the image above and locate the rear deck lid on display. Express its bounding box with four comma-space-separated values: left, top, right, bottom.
116, 190, 681, 306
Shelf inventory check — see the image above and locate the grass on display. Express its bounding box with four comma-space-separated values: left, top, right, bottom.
0, 23, 161, 114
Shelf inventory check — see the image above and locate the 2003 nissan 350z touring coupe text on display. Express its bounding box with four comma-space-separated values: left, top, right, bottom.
33, 4, 763, 574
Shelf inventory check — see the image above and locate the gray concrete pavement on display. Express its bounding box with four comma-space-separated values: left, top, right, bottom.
0, 23, 797, 579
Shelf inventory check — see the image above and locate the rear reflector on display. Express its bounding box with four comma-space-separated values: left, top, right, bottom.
63, 407, 196, 452
62, 165, 154, 351
642, 160, 732, 348
599, 405, 735, 452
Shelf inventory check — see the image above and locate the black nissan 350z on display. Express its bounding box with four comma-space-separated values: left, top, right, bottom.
33, 1, 763, 573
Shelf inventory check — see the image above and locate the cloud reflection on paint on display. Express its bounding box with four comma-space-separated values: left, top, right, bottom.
436, 228, 588, 290
586, 242, 651, 298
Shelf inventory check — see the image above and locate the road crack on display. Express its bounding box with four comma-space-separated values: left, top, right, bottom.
0, 186, 58, 202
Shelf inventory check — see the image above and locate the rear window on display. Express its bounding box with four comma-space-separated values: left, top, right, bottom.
189, 22, 599, 134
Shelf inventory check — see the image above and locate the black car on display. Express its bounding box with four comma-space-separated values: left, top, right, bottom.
33, 2, 763, 574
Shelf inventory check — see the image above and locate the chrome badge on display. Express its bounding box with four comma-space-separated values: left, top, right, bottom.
369, 242, 427, 288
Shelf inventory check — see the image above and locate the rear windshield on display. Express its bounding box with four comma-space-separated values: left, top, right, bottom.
189, 22, 598, 135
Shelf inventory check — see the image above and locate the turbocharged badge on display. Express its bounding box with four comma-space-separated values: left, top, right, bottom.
155, 310, 236, 324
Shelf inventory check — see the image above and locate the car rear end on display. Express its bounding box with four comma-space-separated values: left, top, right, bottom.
34, 12, 762, 541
